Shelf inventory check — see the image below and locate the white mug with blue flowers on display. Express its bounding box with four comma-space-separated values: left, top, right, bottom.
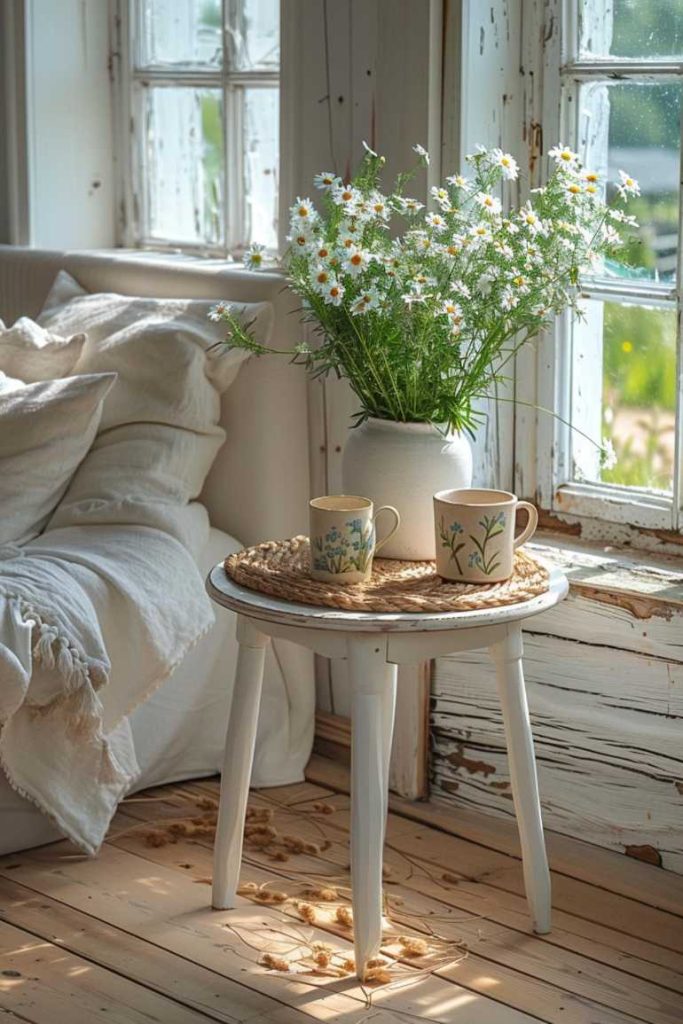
433, 488, 538, 583
309, 495, 401, 585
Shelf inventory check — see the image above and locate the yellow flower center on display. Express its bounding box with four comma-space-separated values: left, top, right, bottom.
568, 184, 581, 194
585, 172, 598, 182
330, 287, 340, 297
298, 207, 309, 217
342, 191, 353, 201
350, 253, 362, 266
317, 271, 328, 283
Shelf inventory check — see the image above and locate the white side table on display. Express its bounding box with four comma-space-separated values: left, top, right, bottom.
207, 564, 568, 979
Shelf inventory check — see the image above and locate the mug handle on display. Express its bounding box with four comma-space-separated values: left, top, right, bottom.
514, 501, 539, 548
373, 505, 401, 554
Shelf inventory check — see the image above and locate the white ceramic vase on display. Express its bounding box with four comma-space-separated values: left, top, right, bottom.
341, 418, 473, 560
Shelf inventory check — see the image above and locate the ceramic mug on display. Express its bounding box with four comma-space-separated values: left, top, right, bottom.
309, 495, 400, 584
433, 488, 538, 583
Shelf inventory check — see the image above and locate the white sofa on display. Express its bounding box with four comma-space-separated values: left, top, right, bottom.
0, 246, 315, 854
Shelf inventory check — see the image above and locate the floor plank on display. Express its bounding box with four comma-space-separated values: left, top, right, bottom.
0, 842, 537, 1024
110, 789, 683, 1024
2, 770, 681, 1024
0, 876, 289, 1024
0, 920, 221, 1023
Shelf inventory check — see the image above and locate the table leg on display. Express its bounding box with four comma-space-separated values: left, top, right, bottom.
212, 615, 268, 911
348, 637, 397, 979
490, 624, 552, 934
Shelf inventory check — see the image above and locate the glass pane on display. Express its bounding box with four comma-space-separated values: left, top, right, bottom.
137, 0, 222, 68
580, 0, 683, 59
141, 86, 224, 245
226, 0, 280, 70
578, 81, 681, 283
242, 86, 279, 249
601, 302, 676, 491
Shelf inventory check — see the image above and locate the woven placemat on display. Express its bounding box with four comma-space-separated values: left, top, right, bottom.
224, 536, 550, 613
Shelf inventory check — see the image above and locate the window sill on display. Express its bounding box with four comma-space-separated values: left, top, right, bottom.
530, 531, 683, 618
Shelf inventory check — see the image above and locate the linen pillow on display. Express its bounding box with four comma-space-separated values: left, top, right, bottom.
38, 271, 273, 536
0, 316, 85, 382
0, 373, 116, 546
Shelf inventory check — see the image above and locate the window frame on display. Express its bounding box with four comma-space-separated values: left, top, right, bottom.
110, 0, 279, 257
514, 0, 683, 536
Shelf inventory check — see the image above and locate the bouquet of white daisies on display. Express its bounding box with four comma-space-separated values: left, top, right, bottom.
212, 141, 637, 443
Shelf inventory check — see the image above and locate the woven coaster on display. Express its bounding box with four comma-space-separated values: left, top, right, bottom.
224, 536, 550, 613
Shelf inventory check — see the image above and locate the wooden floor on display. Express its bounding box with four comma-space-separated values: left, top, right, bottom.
1, 756, 682, 1024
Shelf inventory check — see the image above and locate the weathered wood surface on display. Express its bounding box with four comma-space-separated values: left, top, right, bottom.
4, 773, 682, 1024
431, 557, 683, 873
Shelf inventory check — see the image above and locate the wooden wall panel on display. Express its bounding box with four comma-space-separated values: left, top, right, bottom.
431, 592, 683, 873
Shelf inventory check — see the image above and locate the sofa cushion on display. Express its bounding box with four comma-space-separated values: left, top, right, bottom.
0, 373, 116, 546
38, 271, 272, 538
0, 316, 85, 382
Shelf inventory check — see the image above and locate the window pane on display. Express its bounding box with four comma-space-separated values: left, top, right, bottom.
578, 81, 681, 283
580, 0, 683, 59
141, 86, 224, 245
601, 302, 676, 491
226, 0, 280, 70
137, 0, 222, 68
242, 86, 279, 249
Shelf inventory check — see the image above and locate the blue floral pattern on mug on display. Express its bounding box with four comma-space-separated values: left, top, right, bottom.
468, 511, 506, 576
312, 517, 375, 575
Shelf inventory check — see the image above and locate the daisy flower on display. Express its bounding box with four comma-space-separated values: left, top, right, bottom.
290, 197, 317, 223
311, 265, 333, 292
618, 170, 640, 197
313, 171, 341, 190
342, 247, 370, 277
426, 211, 447, 232
351, 286, 382, 315
491, 148, 519, 180
369, 192, 390, 220
288, 230, 311, 251
337, 231, 359, 251
402, 282, 428, 307
501, 287, 519, 311
440, 298, 462, 317
413, 143, 430, 164
430, 186, 451, 210
332, 184, 361, 209
397, 196, 425, 214
519, 203, 545, 235
469, 224, 492, 246
322, 280, 345, 306
446, 174, 470, 190
476, 193, 502, 215
549, 144, 579, 167
244, 243, 266, 270
208, 301, 233, 322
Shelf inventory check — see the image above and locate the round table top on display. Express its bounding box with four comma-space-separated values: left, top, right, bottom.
207, 562, 569, 634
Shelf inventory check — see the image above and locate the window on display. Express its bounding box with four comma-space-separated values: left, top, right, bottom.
113, 0, 279, 254
522, 0, 683, 532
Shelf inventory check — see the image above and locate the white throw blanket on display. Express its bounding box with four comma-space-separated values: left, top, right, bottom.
0, 523, 214, 854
